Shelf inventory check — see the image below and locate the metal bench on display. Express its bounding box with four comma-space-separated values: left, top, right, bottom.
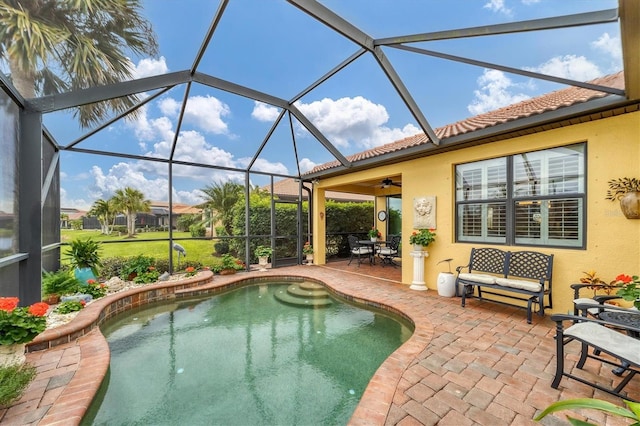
456, 248, 554, 323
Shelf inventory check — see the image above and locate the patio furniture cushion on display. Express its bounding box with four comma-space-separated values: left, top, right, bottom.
352, 247, 372, 255
457, 273, 497, 285
495, 277, 541, 292
564, 321, 640, 366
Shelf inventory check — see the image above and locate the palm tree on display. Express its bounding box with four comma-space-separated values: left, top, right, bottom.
0, 0, 158, 128
197, 182, 245, 236
88, 198, 117, 235
112, 187, 150, 237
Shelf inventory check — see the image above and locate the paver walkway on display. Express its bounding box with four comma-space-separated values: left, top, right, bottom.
1, 264, 637, 425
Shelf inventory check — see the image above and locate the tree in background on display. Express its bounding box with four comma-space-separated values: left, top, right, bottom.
0, 0, 158, 128
112, 187, 150, 237
197, 182, 245, 236
88, 198, 117, 235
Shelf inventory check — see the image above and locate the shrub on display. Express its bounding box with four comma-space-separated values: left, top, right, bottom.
213, 240, 229, 255
177, 213, 200, 232
0, 364, 37, 407
132, 267, 160, 284
55, 300, 85, 314
189, 224, 206, 237
212, 254, 245, 273
83, 280, 107, 299
99, 257, 130, 281
42, 270, 81, 296
120, 255, 156, 280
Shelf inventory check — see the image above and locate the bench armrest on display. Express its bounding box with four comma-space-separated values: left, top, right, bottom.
455, 264, 469, 274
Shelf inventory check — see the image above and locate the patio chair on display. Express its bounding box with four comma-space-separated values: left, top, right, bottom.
377, 235, 401, 267
550, 307, 640, 401
571, 282, 627, 317
348, 235, 373, 266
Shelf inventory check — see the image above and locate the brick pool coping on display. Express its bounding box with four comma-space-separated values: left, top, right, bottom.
7, 267, 434, 425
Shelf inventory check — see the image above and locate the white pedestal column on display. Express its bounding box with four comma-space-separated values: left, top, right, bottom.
410, 249, 428, 291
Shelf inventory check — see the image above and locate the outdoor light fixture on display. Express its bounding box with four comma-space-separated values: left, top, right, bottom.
312, 179, 320, 185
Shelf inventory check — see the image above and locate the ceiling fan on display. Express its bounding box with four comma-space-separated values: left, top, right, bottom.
381, 178, 401, 188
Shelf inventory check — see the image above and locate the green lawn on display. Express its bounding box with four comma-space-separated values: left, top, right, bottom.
61, 229, 224, 268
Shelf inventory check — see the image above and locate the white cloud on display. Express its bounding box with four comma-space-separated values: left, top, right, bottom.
521, 0, 540, 4
468, 69, 531, 115
294, 96, 419, 149
236, 157, 289, 175
252, 102, 281, 122
85, 162, 214, 205
299, 158, 317, 173
158, 98, 180, 116
132, 56, 169, 79
526, 55, 602, 81
60, 188, 92, 211
592, 33, 623, 71
159, 95, 232, 135
483, 0, 512, 16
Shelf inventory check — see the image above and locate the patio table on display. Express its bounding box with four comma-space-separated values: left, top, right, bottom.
358, 240, 388, 265
599, 310, 640, 375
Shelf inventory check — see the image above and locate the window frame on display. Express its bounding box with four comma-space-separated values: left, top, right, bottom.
455, 143, 586, 249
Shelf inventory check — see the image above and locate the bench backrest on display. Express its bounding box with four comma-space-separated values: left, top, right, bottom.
508, 250, 554, 287
468, 248, 509, 275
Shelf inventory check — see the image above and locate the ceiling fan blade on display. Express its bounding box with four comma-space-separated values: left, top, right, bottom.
381, 178, 401, 188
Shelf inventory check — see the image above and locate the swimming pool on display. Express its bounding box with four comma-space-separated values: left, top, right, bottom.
82, 282, 412, 425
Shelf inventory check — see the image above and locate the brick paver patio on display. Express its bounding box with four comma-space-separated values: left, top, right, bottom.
1, 263, 637, 425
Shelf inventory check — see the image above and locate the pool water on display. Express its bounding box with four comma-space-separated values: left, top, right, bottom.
83, 283, 412, 425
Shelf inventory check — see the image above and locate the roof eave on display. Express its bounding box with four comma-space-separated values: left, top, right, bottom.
304, 95, 635, 180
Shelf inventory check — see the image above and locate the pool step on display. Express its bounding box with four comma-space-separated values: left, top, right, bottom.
274, 282, 333, 307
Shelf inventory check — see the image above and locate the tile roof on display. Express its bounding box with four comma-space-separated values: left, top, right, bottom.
307, 72, 625, 173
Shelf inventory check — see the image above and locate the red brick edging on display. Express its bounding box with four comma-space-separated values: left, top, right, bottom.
8, 269, 434, 425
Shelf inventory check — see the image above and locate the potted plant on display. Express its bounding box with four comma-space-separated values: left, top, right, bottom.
409, 228, 436, 250
0, 298, 49, 367
302, 242, 314, 264
606, 177, 640, 219
255, 246, 273, 271
41, 270, 82, 304
368, 227, 381, 242
614, 274, 640, 309
66, 238, 103, 283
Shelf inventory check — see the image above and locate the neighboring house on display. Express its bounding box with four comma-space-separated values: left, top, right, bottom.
60, 207, 87, 228
308, 71, 639, 315
79, 201, 202, 230
149, 201, 202, 229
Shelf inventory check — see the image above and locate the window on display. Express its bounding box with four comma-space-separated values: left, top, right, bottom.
455, 143, 585, 248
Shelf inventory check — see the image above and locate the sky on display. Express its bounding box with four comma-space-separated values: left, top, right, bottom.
34, 0, 622, 211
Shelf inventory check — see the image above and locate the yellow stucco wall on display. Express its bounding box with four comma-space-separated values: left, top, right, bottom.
316, 111, 640, 315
